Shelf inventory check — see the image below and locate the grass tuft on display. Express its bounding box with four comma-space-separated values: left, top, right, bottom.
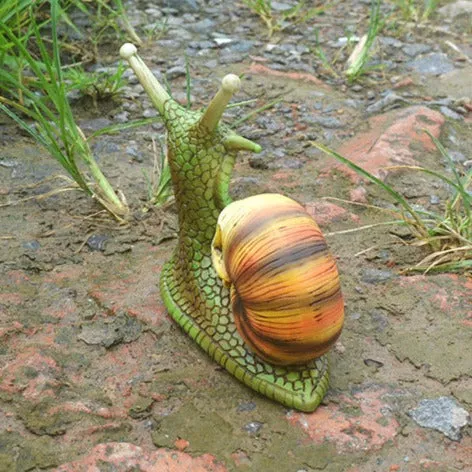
391, 0, 439, 22
241, 0, 326, 39
345, 0, 383, 82
0, 0, 128, 220
313, 132, 472, 275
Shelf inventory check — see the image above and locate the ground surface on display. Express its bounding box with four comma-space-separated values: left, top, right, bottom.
0, 0, 471, 471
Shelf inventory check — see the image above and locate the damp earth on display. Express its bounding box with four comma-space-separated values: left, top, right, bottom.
0, 1, 471, 471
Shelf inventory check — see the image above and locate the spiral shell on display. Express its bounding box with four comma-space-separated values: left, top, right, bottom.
211, 194, 344, 366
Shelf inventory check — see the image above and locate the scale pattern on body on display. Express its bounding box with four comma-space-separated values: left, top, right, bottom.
121, 44, 334, 411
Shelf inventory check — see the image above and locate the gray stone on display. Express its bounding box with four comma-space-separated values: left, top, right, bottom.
155, 39, 183, 50
440, 106, 463, 120
370, 310, 389, 332
402, 43, 432, 57
213, 37, 234, 46
78, 313, 143, 348
79, 118, 112, 132
248, 154, 270, 170
187, 18, 215, 33
114, 111, 130, 123
188, 40, 214, 50
361, 268, 395, 284
366, 91, 408, 113
126, 144, 143, 162
449, 150, 466, 163
144, 7, 162, 18
423, 66, 472, 100
0, 157, 18, 168
166, 65, 187, 80
363, 358, 384, 369
439, 1, 472, 18
303, 114, 343, 129
227, 40, 256, 54
22, 240, 40, 251
91, 141, 120, 154
344, 99, 363, 109
219, 51, 246, 64
203, 59, 218, 69
162, 0, 199, 11
86, 234, 109, 251
407, 53, 455, 76
333, 36, 361, 48
168, 27, 194, 42
237, 402, 257, 412
408, 397, 470, 440
271, 1, 293, 11
143, 108, 158, 118
379, 37, 403, 48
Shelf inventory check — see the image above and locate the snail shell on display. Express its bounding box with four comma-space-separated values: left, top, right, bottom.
211, 194, 344, 366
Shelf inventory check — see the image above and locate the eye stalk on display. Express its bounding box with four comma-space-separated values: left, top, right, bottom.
119, 43, 171, 116
199, 73, 240, 133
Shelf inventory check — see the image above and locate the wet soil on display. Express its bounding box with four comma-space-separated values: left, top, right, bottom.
0, 1, 471, 471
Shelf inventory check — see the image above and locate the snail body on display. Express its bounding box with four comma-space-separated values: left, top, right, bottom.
212, 194, 344, 366
121, 43, 342, 411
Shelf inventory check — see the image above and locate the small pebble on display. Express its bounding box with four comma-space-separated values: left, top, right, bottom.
407, 53, 455, 76
114, 111, 130, 123
166, 66, 187, 80
364, 358, 384, 368
143, 108, 157, 118
361, 268, 395, 284
22, 240, 40, 251
87, 234, 109, 251
440, 106, 463, 120
243, 421, 263, 434
237, 402, 257, 412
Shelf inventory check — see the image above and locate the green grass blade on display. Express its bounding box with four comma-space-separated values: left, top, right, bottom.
390, 165, 471, 207
185, 54, 191, 110
423, 129, 471, 217
87, 117, 162, 139
51, 0, 62, 83
0, 102, 49, 148
345, 0, 382, 82
233, 97, 282, 128
312, 142, 428, 233
409, 259, 472, 274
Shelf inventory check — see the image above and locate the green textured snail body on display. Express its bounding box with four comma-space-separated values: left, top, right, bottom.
211, 193, 345, 366
120, 43, 342, 411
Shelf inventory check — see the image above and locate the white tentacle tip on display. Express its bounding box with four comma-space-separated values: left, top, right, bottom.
120, 43, 138, 59
221, 74, 241, 94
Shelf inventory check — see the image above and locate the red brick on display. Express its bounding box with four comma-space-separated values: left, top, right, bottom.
331, 106, 445, 182
247, 63, 329, 88
305, 201, 360, 227
53, 442, 227, 472
287, 386, 399, 453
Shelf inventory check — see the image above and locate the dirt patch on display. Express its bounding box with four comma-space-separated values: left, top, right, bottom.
0, 0, 471, 470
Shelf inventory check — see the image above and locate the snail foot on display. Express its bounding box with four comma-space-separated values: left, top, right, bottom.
160, 260, 330, 412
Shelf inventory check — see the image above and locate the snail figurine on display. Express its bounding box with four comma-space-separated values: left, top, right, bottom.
120, 43, 344, 412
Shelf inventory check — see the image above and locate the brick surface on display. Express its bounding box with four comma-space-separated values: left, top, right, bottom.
53, 442, 227, 472
332, 106, 445, 181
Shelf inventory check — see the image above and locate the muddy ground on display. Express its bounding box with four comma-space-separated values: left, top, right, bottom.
0, 0, 471, 471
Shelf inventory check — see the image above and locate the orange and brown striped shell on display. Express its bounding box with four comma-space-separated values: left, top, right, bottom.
211, 194, 344, 366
